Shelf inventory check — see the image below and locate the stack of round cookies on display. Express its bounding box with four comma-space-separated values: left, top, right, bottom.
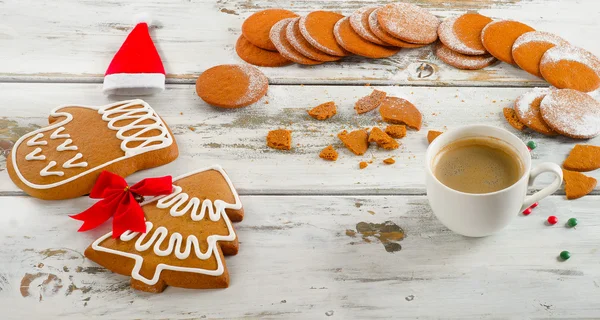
235, 4, 440, 66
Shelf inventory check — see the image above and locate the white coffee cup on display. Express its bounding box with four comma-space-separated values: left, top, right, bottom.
425, 125, 563, 237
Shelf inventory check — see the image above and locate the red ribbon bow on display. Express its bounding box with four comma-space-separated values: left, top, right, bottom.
71, 171, 173, 238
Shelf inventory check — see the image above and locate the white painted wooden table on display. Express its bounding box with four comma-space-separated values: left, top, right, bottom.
1, 1, 600, 319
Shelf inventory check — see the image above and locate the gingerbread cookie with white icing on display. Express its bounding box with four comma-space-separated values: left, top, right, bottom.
7, 99, 178, 200
84, 165, 244, 293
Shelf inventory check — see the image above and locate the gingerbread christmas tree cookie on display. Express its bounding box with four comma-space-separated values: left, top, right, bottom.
84, 166, 244, 293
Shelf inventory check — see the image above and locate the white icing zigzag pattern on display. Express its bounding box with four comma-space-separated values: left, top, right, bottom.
63, 153, 88, 169
40, 161, 64, 177
91, 165, 242, 286
25, 148, 45, 161
99, 101, 172, 157
27, 133, 48, 146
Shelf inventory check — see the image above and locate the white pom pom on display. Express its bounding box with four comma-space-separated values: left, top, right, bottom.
133, 13, 153, 26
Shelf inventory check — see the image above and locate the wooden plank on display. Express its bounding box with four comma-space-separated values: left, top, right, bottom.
1, 0, 599, 86
0, 194, 598, 319
1, 82, 598, 195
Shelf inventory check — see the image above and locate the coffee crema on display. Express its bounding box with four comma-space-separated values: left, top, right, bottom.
432, 137, 524, 194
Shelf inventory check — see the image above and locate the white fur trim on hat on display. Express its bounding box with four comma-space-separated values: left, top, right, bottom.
133, 13, 153, 26
103, 73, 165, 96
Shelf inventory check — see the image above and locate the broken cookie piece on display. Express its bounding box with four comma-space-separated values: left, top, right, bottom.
563, 169, 597, 200
383, 158, 395, 164
319, 145, 339, 161
368, 127, 399, 150
338, 129, 369, 155
355, 89, 387, 114
379, 97, 422, 130
427, 130, 443, 144
385, 124, 406, 139
267, 129, 292, 150
308, 101, 337, 120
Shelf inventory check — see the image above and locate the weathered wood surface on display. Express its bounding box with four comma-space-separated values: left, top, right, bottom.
0, 194, 598, 319
1, 0, 599, 86
1, 83, 598, 195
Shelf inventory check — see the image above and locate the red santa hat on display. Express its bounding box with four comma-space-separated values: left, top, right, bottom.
103, 14, 165, 95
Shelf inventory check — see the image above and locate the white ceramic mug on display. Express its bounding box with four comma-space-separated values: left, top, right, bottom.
425, 125, 563, 237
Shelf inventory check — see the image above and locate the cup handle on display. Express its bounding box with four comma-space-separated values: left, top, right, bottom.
520, 162, 563, 212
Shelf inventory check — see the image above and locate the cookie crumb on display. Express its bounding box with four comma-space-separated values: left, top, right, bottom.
267, 129, 292, 150
308, 101, 337, 120
319, 145, 338, 161
359, 161, 368, 169
383, 158, 395, 164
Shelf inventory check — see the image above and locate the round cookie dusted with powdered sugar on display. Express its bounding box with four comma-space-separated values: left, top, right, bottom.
285, 18, 341, 62
434, 43, 497, 70
514, 87, 557, 136
481, 20, 535, 64
334, 17, 400, 59
235, 35, 292, 67
349, 6, 387, 45
540, 89, 600, 139
438, 13, 492, 55
376, 3, 440, 44
540, 45, 600, 92
196, 64, 269, 108
270, 18, 322, 65
241, 9, 299, 51
512, 31, 569, 78
299, 11, 349, 57
367, 8, 426, 48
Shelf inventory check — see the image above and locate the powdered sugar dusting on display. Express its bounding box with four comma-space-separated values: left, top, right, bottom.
540, 89, 600, 138
513, 31, 568, 50
438, 15, 485, 55
515, 87, 551, 119
349, 6, 386, 45
541, 45, 600, 72
377, 3, 439, 44
234, 64, 268, 106
434, 43, 496, 70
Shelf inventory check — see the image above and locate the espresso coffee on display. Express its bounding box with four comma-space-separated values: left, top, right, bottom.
433, 137, 524, 194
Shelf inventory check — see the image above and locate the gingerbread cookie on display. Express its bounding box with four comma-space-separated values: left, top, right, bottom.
270, 19, 322, 65
308, 101, 337, 120
338, 129, 369, 155
376, 3, 440, 44
367, 9, 426, 48
379, 97, 422, 130
299, 11, 349, 57
385, 125, 406, 139
514, 88, 557, 136
512, 31, 569, 78
434, 43, 497, 70
319, 145, 338, 161
368, 127, 399, 150
7, 100, 178, 200
427, 130, 443, 144
267, 129, 292, 150
438, 13, 492, 55
334, 17, 400, 59
235, 35, 292, 67
355, 89, 387, 114
540, 89, 600, 139
85, 165, 243, 292
481, 20, 535, 64
563, 145, 600, 172
503, 107, 526, 131
349, 6, 387, 45
562, 169, 597, 200
540, 45, 600, 92
285, 18, 341, 62
196, 64, 269, 108
242, 9, 298, 51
